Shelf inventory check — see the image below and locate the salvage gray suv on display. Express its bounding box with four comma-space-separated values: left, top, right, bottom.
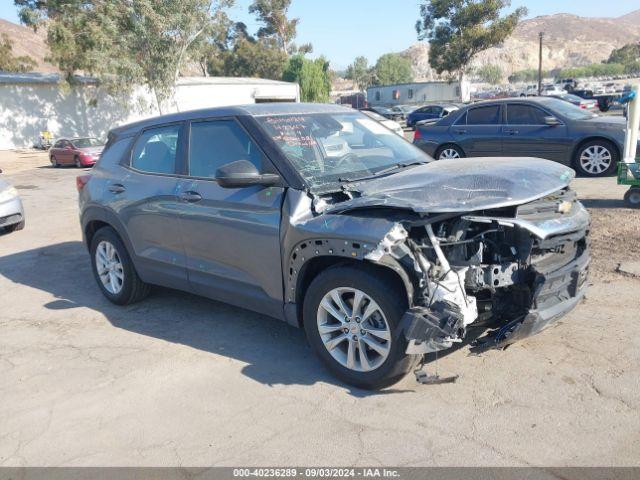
78, 103, 590, 389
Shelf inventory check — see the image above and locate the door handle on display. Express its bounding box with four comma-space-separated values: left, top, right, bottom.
180, 191, 202, 203
504, 129, 519, 135
454, 129, 467, 134
108, 184, 125, 194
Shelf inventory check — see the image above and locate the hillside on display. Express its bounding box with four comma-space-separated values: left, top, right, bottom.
0, 18, 57, 73
405, 9, 640, 80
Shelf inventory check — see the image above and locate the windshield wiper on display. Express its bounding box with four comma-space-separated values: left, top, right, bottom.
338, 160, 427, 184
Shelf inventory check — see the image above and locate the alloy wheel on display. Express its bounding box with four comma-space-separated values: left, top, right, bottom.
439, 148, 461, 159
95, 240, 124, 294
316, 287, 391, 372
579, 145, 612, 175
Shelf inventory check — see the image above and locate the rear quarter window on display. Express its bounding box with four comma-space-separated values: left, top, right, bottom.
97, 137, 132, 167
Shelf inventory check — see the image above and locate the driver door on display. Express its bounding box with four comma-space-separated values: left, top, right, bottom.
177, 118, 285, 319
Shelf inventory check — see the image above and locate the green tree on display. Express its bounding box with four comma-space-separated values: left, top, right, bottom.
416, 0, 527, 83
15, 0, 232, 112
0, 33, 36, 72
607, 43, 640, 66
345, 56, 373, 91
282, 54, 331, 102
476, 64, 503, 84
224, 37, 288, 79
373, 53, 413, 86
249, 0, 311, 55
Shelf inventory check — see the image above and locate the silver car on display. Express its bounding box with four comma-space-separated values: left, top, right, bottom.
0, 176, 25, 233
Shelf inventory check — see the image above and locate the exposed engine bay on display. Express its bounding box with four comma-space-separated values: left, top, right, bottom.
372, 188, 590, 354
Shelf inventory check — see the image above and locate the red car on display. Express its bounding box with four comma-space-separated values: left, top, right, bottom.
49, 137, 105, 168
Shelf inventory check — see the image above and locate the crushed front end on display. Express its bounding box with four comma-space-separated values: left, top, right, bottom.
396, 188, 590, 354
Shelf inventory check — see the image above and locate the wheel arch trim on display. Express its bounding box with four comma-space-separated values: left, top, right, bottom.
283, 237, 415, 327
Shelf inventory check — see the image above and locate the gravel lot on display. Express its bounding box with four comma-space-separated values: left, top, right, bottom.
1, 149, 639, 467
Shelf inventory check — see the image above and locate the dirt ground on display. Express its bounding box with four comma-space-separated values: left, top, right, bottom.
0, 149, 639, 467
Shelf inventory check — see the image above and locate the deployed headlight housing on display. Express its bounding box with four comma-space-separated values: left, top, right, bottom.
0, 186, 18, 203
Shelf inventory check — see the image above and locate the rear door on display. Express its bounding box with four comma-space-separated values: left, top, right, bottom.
113, 123, 189, 289
176, 117, 285, 318
452, 104, 503, 156
503, 103, 571, 161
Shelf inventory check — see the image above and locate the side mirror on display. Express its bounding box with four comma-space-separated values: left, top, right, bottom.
544, 116, 561, 126
215, 159, 280, 189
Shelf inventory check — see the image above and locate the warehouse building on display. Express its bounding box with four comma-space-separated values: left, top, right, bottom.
0, 74, 300, 150
367, 80, 470, 107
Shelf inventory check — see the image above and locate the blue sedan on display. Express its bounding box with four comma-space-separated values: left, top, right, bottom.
413, 97, 635, 177
406, 104, 459, 128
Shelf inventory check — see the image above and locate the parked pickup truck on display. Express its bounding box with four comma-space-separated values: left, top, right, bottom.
78, 103, 590, 389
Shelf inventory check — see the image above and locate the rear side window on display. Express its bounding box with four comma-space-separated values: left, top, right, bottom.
131, 125, 180, 174
466, 106, 501, 125
98, 138, 131, 166
507, 104, 548, 125
188, 120, 263, 178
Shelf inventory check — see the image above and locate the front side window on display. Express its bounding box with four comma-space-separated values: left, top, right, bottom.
507, 105, 548, 125
131, 124, 180, 175
466, 106, 501, 125
188, 120, 263, 178
256, 112, 429, 190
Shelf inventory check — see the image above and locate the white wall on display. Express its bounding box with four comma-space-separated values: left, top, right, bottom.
0, 79, 300, 150
0, 84, 154, 150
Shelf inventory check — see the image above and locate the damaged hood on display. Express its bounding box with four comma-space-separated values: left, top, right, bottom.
327, 157, 575, 214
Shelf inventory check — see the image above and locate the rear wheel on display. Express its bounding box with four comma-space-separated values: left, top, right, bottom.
624, 188, 640, 209
90, 226, 150, 305
303, 265, 418, 389
574, 140, 618, 177
436, 144, 465, 160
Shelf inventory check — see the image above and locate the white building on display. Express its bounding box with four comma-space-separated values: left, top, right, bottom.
367, 80, 470, 107
0, 74, 300, 150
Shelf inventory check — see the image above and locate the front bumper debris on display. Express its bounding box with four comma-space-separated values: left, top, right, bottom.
470, 248, 589, 352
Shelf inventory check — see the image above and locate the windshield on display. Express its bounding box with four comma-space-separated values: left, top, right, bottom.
73, 137, 103, 148
545, 98, 597, 120
256, 112, 430, 189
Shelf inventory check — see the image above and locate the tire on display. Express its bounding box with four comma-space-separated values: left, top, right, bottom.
574, 139, 618, 177
75, 156, 82, 168
90, 226, 150, 305
3, 220, 25, 233
435, 144, 465, 160
303, 265, 419, 389
51, 156, 59, 168
624, 188, 640, 209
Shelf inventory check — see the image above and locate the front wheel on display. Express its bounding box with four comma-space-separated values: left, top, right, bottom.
624, 188, 640, 209
75, 156, 82, 168
51, 156, 59, 168
574, 140, 618, 177
303, 265, 419, 389
436, 144, 465, 160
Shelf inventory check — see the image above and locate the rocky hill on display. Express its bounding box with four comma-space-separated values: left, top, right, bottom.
404, 10, 640, 81
0, 18, 58, 73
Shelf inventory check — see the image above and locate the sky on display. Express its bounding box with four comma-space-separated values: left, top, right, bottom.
0, 0, 637, 69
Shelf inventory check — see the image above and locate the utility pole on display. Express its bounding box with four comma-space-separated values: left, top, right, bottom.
538, 32, 544, 95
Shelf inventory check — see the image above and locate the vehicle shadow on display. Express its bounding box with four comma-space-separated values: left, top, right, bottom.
581, 198, 627, 209
0, 241, 415, 396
